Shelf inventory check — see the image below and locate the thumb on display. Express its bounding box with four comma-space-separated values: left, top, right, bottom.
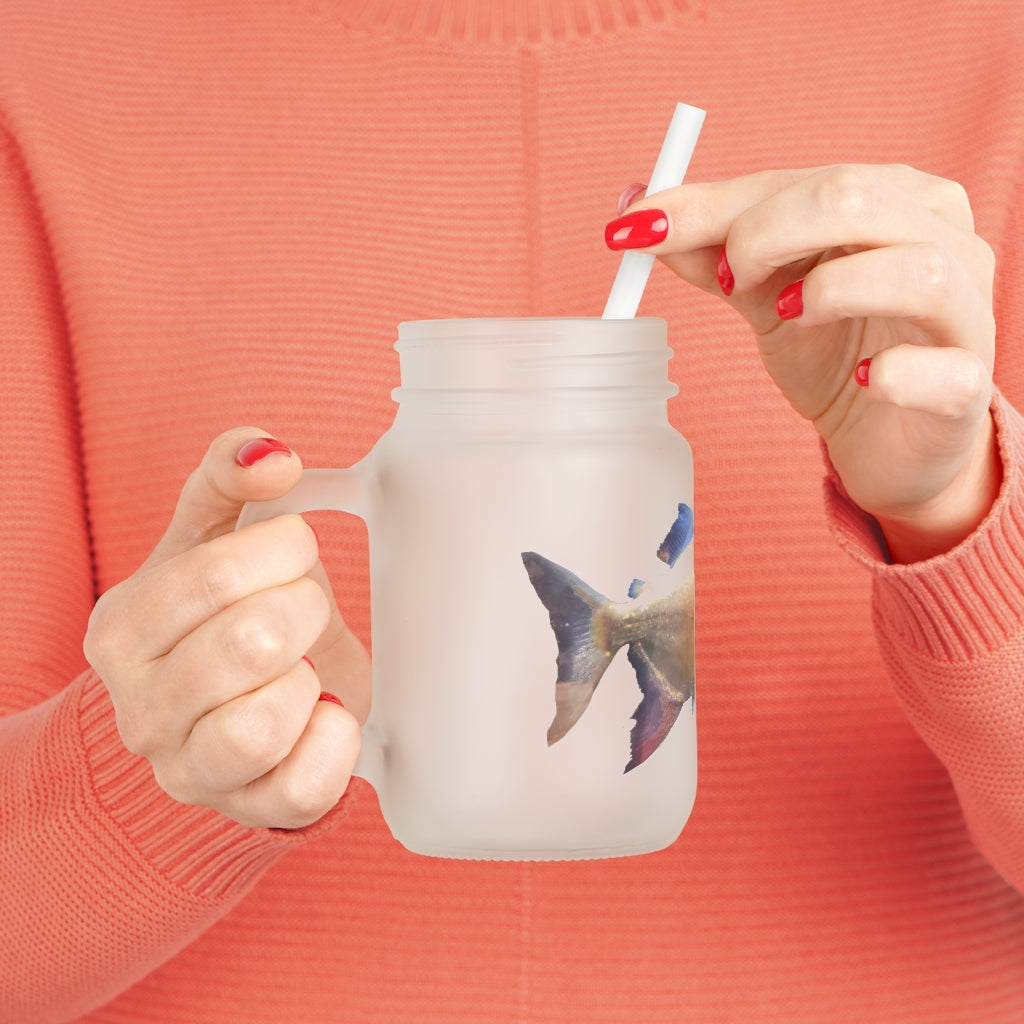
145, 427, 304, 567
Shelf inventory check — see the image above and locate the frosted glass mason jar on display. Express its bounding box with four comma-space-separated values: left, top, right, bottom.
239, 318, 696, 860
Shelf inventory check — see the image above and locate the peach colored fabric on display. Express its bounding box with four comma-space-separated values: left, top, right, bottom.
1, 1, 1023, 1021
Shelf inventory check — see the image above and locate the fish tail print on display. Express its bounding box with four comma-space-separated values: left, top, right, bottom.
521, 551, 618, 745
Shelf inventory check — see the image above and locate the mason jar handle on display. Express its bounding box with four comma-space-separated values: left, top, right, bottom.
235, 464, 386, 792
235, 466, 373, 528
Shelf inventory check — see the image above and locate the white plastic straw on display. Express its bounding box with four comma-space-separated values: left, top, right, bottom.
602, 102, 706, 319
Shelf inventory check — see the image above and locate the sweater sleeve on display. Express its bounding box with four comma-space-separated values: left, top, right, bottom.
0, 129, 353, 1023
825, 392, 1024, 894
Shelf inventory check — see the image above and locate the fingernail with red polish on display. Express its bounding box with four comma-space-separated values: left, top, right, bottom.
236, 437, 293, 468
855, 358, 872, 387
302, 655, 316, 672
318, 691, 345, 708
605, 208, 669, 250
716, 248, 734, 296
776, 280, 804, 320
616, 182, 648, 216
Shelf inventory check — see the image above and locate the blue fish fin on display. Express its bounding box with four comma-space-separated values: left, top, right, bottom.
522, 551, 619, 745
625, 641, 686, 773
657, 503, 694, 567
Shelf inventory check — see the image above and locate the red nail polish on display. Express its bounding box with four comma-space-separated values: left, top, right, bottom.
302, 655, 316, 672
716, 248, 734, 296
616, 182, 648, 216
604, 208, 669, 251
855, 357, 872, 387
236, 437, 293, 468
318, 691, 345, 708
776, 280, 804, 320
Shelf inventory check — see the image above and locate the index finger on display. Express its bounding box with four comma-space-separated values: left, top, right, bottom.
115, 513, 320, 662
626, 163, 975, 257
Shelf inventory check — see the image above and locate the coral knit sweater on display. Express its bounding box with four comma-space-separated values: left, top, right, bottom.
2, 1, 1023, 1021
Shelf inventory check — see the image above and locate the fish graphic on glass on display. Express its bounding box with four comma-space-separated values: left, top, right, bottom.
522, 504, 695, 773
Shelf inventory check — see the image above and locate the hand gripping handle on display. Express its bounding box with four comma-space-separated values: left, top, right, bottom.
236, 464, 386, 791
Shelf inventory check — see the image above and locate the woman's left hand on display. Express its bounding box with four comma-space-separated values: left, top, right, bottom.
607, 164, 1000, 562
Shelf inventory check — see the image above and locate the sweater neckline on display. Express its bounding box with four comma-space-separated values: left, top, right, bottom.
319, 0, 705, 44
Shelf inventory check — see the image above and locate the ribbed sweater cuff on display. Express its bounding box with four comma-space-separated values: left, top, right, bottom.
824, 391, 1024, 662
77, 669, 355, 903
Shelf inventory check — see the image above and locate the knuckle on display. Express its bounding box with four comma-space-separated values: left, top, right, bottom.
946, 355, 989, 408
766, 167, 803, 195
195, 550, 248, 612
281, 715, 359, 826
83, 587, 130, 669
221, 696, 292, 769
219, 577, 328, 676
884, 161, 915, 179
278, 763, 337, 826
222, 607, 290, 674
81, 619, 108, 672
911, 351, 991, 421
937, 176, 971, 214
908, 243, 953, 297
821, 165, 879, 224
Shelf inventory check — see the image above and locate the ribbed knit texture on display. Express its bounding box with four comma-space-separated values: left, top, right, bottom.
1, 1, 1023, 1021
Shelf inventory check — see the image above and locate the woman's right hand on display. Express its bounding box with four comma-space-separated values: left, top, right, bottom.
609, 165, 998, 562
84, 428, 369, 830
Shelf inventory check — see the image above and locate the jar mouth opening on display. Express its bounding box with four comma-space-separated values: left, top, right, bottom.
394, 318, 674, 394
396, 316, 667, 349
